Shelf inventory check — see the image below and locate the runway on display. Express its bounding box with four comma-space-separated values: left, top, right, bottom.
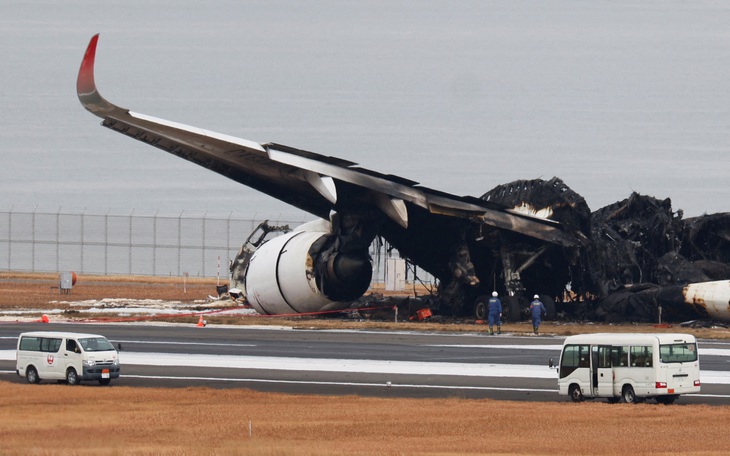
1, 322, 729, 404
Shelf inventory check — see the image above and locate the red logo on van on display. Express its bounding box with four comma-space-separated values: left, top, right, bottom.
47, 354, 54, 365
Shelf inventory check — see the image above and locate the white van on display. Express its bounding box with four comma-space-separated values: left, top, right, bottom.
555, 333, 700, 404
16, 331, 120, 385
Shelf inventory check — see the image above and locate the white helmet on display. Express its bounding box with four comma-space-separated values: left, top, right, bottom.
492, 291, 498, 297
533, 294, 539, 299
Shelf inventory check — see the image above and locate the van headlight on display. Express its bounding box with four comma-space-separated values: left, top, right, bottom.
113, 358, 119, 366
83, 359, 96, 367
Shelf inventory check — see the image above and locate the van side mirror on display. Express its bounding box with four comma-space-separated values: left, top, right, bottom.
117, 343, 123, 351
548, 358, 554, 369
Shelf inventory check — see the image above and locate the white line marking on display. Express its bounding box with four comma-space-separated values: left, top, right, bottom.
121, 374, 556, 393
431, 344, 563, 351
114, 340, 256, 348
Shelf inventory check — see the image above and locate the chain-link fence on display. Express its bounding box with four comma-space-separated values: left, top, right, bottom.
0, 208, 424, 286
0, 208, 308, 278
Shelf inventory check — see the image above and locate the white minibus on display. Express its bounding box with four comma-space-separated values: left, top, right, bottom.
556, 333, 700, 404
16, 331, 120, 385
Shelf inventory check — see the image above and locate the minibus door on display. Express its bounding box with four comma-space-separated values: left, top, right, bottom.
595, 345, 613, 396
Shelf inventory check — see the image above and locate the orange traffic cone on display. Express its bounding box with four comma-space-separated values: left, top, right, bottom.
196, 315, 206, 327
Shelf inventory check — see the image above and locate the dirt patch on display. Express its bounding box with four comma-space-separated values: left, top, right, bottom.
1, 271, 729, 338
1, 381, 729, 455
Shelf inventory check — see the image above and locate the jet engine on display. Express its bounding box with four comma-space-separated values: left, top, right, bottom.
241, 219, 373, 315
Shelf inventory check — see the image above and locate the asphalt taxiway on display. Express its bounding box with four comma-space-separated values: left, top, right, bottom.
1, 322, 728, 404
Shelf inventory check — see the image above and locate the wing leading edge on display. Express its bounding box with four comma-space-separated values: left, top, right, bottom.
77, 34, 579, 247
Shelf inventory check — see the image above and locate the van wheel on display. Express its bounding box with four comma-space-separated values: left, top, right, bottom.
622, 385, 636, 403
569, 384, 584, 402
98, 378, 111, 386
66, 368, 79, 385
26, 366, 40, 384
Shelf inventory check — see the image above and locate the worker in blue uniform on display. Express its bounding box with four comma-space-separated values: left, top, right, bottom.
530, 294, 546, 334
488, 291, 502, 335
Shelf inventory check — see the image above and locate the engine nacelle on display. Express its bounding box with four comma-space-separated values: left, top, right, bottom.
243, 220, 372, 315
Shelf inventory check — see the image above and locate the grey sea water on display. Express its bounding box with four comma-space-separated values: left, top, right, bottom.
1, 1, 728, 219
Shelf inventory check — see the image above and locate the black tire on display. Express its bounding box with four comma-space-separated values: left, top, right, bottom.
569, 384, 584, 402
656, 395, 678, 405
98, 378, 111, 386
66, 368, 79, 385
474, 296, 488, 320
26, 366, 40, 384
504, 295, 523, 322
622, 385, 636, 403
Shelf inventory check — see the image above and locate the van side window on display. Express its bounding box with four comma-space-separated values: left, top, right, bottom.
630, 346, 653, 367
19, 336, 41, 351
40, 338, 61, 353
66, 339, 79, 353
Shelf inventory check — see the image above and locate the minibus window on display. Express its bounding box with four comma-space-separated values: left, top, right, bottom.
630, 346, 653, 367
660, 343, 698, 363
597, 346, 611, 368
560, 344, 589, 378
611, 346, 629, 367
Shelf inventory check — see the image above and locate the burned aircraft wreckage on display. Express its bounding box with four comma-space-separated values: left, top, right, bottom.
230, 178, 730, 323
477, 179, 730, 323
77, 35, 730, 323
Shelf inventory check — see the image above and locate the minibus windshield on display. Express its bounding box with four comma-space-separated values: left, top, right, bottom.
659, 343, 698, 363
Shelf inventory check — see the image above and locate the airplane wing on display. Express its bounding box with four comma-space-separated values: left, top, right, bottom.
77, 34, 579, 248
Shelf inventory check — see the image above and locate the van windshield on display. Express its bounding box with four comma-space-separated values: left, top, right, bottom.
79, 337, 115, 352
659, 343, 698, 363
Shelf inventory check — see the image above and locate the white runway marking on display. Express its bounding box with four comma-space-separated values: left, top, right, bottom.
120, 352, 558, 378
121, 374, 558, 393
3, 348, 729, 384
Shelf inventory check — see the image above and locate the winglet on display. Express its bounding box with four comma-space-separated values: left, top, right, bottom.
77, 34, 116, 116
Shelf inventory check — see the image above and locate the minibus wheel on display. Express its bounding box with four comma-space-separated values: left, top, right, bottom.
569, 384, 584, 402
66, 368, 79, 385
622, 385, 636, 403
26, 366, 39, 384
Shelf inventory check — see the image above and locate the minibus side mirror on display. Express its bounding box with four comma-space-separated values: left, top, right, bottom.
548, 358, 554, 369
117, 343, 123, 351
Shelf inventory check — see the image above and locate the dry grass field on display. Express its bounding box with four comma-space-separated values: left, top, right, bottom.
2, 271, 730, 454
1, 381, 730, 455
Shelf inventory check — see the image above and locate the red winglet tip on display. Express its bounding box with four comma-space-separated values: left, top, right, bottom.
77, 34, 100, 97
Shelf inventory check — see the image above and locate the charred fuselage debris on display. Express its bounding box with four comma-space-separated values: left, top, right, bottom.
470, 177, 730, 323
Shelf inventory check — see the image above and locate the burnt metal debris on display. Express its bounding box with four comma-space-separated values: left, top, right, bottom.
473, 177, 730, 323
